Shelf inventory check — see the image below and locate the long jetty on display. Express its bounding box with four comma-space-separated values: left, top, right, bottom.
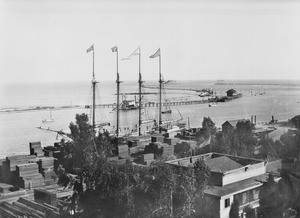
0, 99, 215, 113
93, 99, 213, 108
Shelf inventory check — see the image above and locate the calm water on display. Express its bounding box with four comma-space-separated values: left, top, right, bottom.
1, 80, 300, 159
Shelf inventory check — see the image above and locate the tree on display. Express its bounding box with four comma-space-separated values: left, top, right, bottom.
202, 117, 217, 138
229, 199, 240, 218
233, 120, 256, 156
60, 113, 115, 172
80, 158, 140, 218
280, 132, 300, 158
258, 174, 284, 218
60, 113, 94, 171
243, 205, 255, 218
148, 160, 177, 217
258, 136, 281, 159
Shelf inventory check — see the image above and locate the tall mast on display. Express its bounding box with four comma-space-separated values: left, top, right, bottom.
159, 50, 162, 133
87, 44, 97, 129
92, 48, 97, 130
116, 48, 121, 137
138, 47, 142, 136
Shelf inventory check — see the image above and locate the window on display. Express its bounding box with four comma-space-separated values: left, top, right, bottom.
253, 189, 259, 200
225, 198, 231, 208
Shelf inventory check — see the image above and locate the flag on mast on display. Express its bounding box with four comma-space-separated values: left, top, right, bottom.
130, 46, 140, 57
149, 48, 160, 58
87, 44, 94, 53
111, 46, 118, 52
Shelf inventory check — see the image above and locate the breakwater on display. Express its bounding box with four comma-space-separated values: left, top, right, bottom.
1, 99, 218, 113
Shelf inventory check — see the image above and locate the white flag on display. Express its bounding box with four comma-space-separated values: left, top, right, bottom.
150, 48, 160, 58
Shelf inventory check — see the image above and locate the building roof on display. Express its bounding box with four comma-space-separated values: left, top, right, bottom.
205, 156, 243, 173
204, 174, 267, 197
222, 119, 247, 128
226, 89, 236, 93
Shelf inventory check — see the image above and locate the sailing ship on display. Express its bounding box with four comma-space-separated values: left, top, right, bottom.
42, 110, 54, 123
149, 48, 186, 134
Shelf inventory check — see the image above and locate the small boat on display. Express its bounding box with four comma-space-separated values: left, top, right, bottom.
42, 110, 54, 123
162, 109, 172, 114
209, 103, 218, 107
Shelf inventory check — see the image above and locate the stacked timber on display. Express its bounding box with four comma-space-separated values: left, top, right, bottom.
0, 158, 5, 182
162, 143, 174, 156
44, 144, 62, 161
1, 155, 36, 184
29, 142, 44, 157
29, 157, 57, 186
142, 153, 154, 165
164, 137, 180, 146
136, 138, 151, 148
144, 143, 162, 157
118, 144, 129, 158
16, 163, 44, 189
127, 140, 138, 147
34, 189, 57, 207
0, 183, 14, 194
151, 135, 164, 143
17, 197, 60, 217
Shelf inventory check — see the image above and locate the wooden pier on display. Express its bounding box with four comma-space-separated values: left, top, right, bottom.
92, 99, 213, 108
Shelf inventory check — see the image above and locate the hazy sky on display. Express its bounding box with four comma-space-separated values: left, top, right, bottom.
1, 0, 300, 83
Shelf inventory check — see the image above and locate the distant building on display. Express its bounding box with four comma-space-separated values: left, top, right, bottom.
226, 89, 237, 97
166, 153, 280, 218
222, 119, 246, 133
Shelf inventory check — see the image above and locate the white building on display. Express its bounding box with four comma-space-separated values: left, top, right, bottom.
166, 153, 280, 218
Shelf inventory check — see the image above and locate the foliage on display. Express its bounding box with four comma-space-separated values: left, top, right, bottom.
258, 136, 282, 159
243, 205, 255, 218
208, 120, 257, 157
60, 113, 115, 172
279, 132, 300, 158
80, 158, 142, 218
229, 199, 240, 218
201, 117, 217, 139
59, 113, 213, 217
257, 174, 285, 218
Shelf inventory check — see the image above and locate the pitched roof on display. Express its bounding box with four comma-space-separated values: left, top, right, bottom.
223, 119, 247, 128
205, 156, 243, 173
204, 174, 267, 197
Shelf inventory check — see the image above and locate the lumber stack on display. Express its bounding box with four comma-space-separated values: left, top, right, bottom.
164, 137, 180, 146
29, 142, 44, 157
0, 158, 5, 182
29, 157, 57, 186
142, 153, 154, 165
127, 140, 138, 147
162, 144, 174, 156
0, 183, 14, 194
151, 134, 164, 143
34, 188, 57, 207
16, 163, 44, 189
136, 138, 151, 148
17, 197, 60, 217
145, 142, 162, 155
118, 144, 129, 158
43, 145, 62, 161
1, 155, 36, 184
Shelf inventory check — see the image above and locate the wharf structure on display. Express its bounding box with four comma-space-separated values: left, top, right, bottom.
166, 153, 281, 218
